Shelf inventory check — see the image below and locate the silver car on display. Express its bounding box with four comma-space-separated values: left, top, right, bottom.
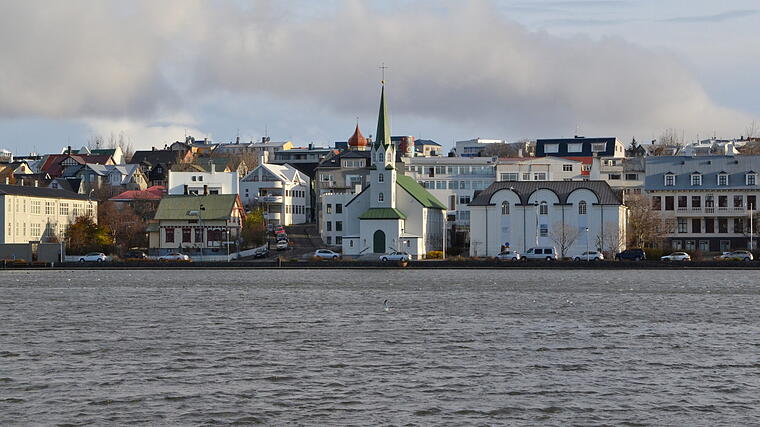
379, 251, 410, 262
313, 249, 340, 260
495, 250, 521, 261
79, 252, 107, 262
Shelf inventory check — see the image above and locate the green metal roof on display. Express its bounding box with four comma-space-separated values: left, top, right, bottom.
396, 175, 446, 210
373, 85, 391, 150
359, 207, 407, 220
154, 194, 239, 220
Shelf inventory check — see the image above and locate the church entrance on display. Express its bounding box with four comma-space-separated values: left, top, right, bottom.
373, 230, 386, 253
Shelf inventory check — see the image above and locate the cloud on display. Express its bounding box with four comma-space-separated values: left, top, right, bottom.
660, 9, 758, 23
84, 116, 204, 151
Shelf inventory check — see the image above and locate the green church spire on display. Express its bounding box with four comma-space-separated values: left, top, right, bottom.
374, 84, 390, 150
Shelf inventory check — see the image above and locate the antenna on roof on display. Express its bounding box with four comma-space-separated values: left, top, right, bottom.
265, 124, 268, 138
379, 62, 389, 84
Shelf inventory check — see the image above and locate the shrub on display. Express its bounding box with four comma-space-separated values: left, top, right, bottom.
427, 251, 443, 259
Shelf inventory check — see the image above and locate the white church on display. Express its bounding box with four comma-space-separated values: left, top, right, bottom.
323, 85, 447, 259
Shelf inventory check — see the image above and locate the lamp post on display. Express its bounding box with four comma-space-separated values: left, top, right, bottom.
585, 227, 590, 261
188, 203, 206, 260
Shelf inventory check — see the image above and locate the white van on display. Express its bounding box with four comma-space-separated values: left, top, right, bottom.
524, 247, 558, 261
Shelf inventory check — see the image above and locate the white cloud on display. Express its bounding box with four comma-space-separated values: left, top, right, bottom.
83, 117, 205, 151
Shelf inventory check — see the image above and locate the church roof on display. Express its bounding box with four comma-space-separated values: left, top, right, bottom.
396, 175, 446, 209
373, 86, 391, 150
359, 207, 407, 220
348, 124, 368, 147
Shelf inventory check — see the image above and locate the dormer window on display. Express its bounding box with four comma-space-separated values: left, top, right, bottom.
747, 172, 757, 186
664, 173, 675, 186
690, 173, 702, 186
591, 143, 607, 152
718, 173, 728, 186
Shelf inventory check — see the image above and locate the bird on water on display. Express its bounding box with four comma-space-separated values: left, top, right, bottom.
383, 300, 390, 312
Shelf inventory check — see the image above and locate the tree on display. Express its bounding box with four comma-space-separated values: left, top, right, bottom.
88, 131, 135, 162
481, 140, 532, 158
597, 221, 626, 257
625, 194, 673, 248
98, 201, 147, 254
241, 208, 266, 248
548, 221, 581, 258
65, 215, 114, 254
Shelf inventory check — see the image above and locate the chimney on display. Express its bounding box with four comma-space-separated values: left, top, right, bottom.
236, 136, 240, 144
152, 146, 155, 151
67, 145, 71, 154
183, 184, 188, 195
203, 184, 208, 195
34, 180, 38, 187
518, 148, 523, 157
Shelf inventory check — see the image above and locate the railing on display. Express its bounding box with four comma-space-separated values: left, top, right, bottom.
673, 207, 750, 214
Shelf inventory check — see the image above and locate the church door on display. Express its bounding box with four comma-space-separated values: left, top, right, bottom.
373, 230, 386, 253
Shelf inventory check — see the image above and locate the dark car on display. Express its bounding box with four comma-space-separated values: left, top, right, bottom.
124, 250, 148, 259
253, 248, 270, 259
615, 248, 646, 261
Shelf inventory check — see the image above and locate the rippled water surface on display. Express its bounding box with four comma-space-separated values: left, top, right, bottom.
2, 269, 760, 425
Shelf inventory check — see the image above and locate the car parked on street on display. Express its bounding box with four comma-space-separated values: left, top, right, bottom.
158, 252, 191, 262
715, 250, 754, 262
124, 250, 147, 260
494, 250, 521, 261
379, 251, 410, 262
79, 252, 107, 262
313, 249, 340, 260
661, 252, 691, 262
615, 248, 646, 261
253, 248, 270, 258
573, 250, 604, 261
523, 247, 557, 261
276, 240, 290, 251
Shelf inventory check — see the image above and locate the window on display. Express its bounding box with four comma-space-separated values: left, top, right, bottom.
678, 196, 687, 209
539, 224, 548, 237
336, 221, 342, 232
677, 218, 687, 233
563, 164, 573, 172
582, 164, 591, 172
718, 218, 728, 233
567, 143, 582, 153
533, 172, 547, 181
544, 144, 559, 153
672, 240, 683, 250
326, 204, 332, 214
692, 219, 701, 233
458, 196, 471, 204
500, 173, 518, 181
608, 174, 621, 180
706, 195, 714, 208
652, 196, 661, 210
591, 143, 607, 152
718, 195, 728, 208
691, 196, 701, 208
336, 204, 342, 214
449, 195, 456, 210
31, 200, 41, 214
665, 196, 674, 211
378, 173, 384, 183
747, 173, 757, 186
734, 218, 744, 233
720, 240, 731, 252
578, 201, 587, 215
60, 203, 69, 216
448, 181, 459, 190
320, 174, 333, 182
691, 174, 702, 186
191, 176, 197, 181
699, 240, 709, 252
749, 196, 756, 210
182, 228, 192, 243
165, 227, 175, 243
685, 240, 695, 252
705, 219, 714, 233
31, 223, 40, 236
625, 173, 638, 181
539, 201, 548, 215
326, 236, 332, 245
378, 192, 384, 202
501, 201, 510, 215
718, 174, 728, 186
734, 196, 744, 208
522, 173, 530, 181
326, 221, 332, 231
665, 174, 675, 186
336, 236, 343, 245
194, 227, 203, 243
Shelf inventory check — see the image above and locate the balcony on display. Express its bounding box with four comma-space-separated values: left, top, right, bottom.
673, 206, 752, 216
258, 195, 284, 204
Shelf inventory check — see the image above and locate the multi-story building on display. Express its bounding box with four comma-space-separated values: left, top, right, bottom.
452, 138, 508, 157
591, 156, 645, 195
0, 184, 96, 244
167, 167, 238, 196
496, 157, 584, 182
315, 150, 372, 226
240, 164, 310, 225
645, 155, 760, 253
213, 137, 293, 164
415, 139, 442, 157
468, 181, 626, 257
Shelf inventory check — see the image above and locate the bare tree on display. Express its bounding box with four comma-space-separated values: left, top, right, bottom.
548, 221, 581, 258
625, 194, 673, 248
87, 131, 135, 162
597, 221, 626, 257
745, 120, 759, 139
658, 128, 684, 146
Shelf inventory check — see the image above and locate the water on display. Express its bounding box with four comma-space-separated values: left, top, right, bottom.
1, 269, 759, 425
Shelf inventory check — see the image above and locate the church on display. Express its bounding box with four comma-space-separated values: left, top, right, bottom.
326, 84, 447, 259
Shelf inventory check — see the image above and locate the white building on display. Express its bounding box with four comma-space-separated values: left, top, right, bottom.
240, 163, 310, 225
167, 167, 239, 196
468, 181, 626, 257
496, 157, 585, 182
452, 138, 507, 157
320, 191, 356, 247
0, 184, 96, 244
332, 85, 446, 258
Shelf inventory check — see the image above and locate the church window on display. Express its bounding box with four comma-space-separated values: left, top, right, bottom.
539, 201, 548, 215
378, 173, 384, 183
378, 192, 384, 202
501, 201, 509, 215
578, 201, 587, 215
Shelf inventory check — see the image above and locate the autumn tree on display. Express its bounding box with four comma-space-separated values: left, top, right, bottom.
548, 221, 581, 258
98, 201, 147, 254
625, 194, 673, 248
241, 208, 266, 248
65, 215, 114, 254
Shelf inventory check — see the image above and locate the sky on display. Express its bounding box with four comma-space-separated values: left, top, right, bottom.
1, 0, 759, 155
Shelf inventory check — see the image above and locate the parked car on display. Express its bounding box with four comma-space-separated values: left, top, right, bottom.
79, 252, 107, 262
124, 250, 147, 260
523, 247, 557, 261
615, 248, 646, 261
380, 251, 410, 262
574, 251, 604, 261
158, 252, 191, 262
715, 250, 754, 262
276, 240, 290, 251
495, 250, 521, 261
253, 248, 270, 258
276, 234, 288, 242
313, 249, 340, 260
661, 252, 691, 262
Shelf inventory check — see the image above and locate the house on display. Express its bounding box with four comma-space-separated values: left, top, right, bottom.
644, 155, 760, 252
75, 146, 125, 164
130, 148, 194, 186
452, 138, 508, 157
0, 184, 97, 244
109, 185, 165, 221
326, 85, 447, 259
414, 139, 442, 157
314, 148, 372, 229
240, 163, 310, 225
468, 181, 626, 257
213, 137, 294, 164
591, 156, 644, 195
166, 166, 239, 196
147, 194, 244, 257
68, 164, 148, 194
38, 152, 115, 178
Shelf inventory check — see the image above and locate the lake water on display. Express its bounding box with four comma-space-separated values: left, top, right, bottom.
1, 269, 759, 425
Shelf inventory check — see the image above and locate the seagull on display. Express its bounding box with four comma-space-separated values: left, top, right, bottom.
383, 300, 390, 312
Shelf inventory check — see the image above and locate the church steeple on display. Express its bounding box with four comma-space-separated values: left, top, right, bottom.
373, 85, 390, 151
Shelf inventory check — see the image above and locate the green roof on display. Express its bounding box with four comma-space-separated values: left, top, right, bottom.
373, 85, 391, 150
154, 194, 239, 220
359, 207, 407, 220
396, 175, 446, 210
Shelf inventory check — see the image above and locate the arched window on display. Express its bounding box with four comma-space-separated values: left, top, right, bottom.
378, 173, 384, 183
539, 201, 548, 215
378, 192, 384, 202
501, 201, 510, 215
578, 200, 587, 215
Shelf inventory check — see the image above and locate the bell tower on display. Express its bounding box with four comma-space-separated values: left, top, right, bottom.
370, 84, 396, 209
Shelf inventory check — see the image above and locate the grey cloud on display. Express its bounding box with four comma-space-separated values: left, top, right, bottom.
660, 9, 758, 23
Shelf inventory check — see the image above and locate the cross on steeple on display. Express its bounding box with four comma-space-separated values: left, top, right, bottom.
379, 62, 389, 84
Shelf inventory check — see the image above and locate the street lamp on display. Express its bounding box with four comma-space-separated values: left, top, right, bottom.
188, 203, 206, 260
585, 226, 590, 261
